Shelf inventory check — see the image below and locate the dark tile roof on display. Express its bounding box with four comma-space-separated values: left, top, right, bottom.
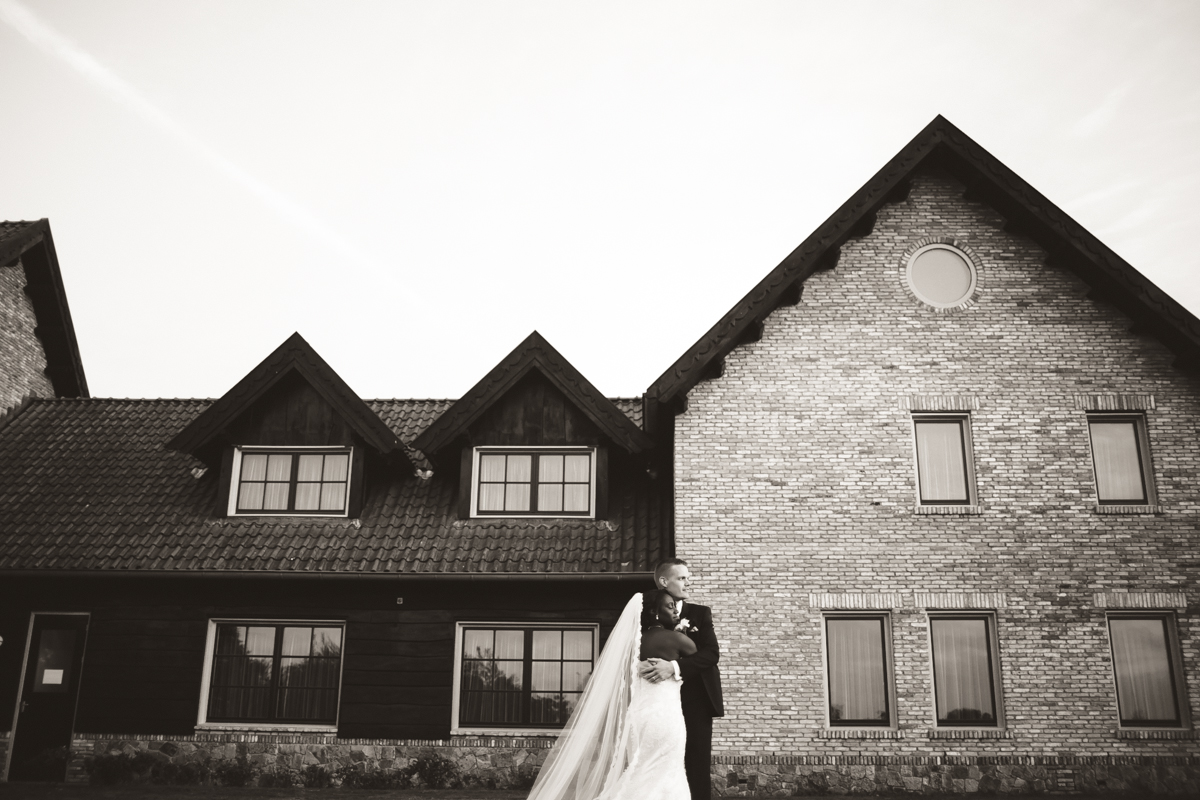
0, 397, 666, 576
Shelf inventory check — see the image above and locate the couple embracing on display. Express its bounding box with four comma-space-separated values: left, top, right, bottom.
527, 558, 723, 800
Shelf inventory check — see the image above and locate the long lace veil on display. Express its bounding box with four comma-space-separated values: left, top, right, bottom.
526, 592, 643, 800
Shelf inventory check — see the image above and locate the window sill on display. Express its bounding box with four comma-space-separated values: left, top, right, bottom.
451, 728, 562, 738
817, 729, 904, 739
196, 723, 338, 734
1114, 728, 1195, 740
915, 505, 983, 515
926, 728, 1011, 739
1095, 504, 1162, 515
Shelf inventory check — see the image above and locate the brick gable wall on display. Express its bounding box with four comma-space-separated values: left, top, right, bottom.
673, 171, 1199, 779
0, 258, 54, 411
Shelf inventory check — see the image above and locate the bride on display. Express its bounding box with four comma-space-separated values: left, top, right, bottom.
526, 590, 695, 800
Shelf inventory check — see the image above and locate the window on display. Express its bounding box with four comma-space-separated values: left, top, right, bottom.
471, 448, 595, 517
453, 624, 597, 732
229, 447, 351, 516
912, 415, 975, 505
1107, 615, 1187, 727
1088, 415, 1155, 505
929, 615, 1001, 726
199, 622, 344, 726
824, 615, 894, 727
906, 244, 977, 308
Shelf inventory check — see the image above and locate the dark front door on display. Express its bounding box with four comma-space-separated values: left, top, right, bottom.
7, 614, 89, 781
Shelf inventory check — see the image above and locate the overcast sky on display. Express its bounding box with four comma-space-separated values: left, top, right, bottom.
2, 1, 1197, 399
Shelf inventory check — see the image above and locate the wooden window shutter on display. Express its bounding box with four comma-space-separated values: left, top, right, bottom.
215, 446, 235, 518
594, 446, 608, 520
346, 446, 367, 518
457, 446, 474, 519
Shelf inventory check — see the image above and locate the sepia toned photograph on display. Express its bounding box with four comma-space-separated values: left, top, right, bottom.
1, 2, 1197, 798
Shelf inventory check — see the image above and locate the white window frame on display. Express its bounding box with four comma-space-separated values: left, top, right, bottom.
196, 618, 346, 733
451, 621, 600, 736
1105, 612, 1190, 730
911, 413, 978, 507
820, 612, 897, 729
469, 446, 597, 519
1086, 413, 1157, 506
925, 611, 1005, 729
228, 446, 353, 517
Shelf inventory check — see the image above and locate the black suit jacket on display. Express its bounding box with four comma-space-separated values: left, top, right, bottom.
676, 601, 724, 718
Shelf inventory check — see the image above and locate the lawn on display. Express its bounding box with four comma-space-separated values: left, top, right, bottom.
0, 787, 526, 800
0, 785, 1145, 800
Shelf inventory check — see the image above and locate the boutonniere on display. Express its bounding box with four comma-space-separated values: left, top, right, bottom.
675, 618, 698, 634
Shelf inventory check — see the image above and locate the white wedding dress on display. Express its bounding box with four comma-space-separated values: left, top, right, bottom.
596, 675, 690, 800
526, 593, 690, 800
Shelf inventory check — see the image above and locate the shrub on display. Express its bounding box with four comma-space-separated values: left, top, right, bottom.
336, 763, 412, 789
300, 764, 335, 788
258, 768, 297, 788
212, 755, 259, 787
506, 762, 539, 790
84, 752, 158, 786
405, 751, 461, 789
149, 760, 210, 785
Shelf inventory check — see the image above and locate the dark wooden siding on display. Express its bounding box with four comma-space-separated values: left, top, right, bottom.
0, 577, 637, 740
227, 371, 357, 447
467, 372, 605, 447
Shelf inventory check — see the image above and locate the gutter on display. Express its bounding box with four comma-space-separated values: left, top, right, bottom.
0, 569, 655, 582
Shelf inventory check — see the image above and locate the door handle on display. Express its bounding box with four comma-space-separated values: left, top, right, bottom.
20, 700, 28, 713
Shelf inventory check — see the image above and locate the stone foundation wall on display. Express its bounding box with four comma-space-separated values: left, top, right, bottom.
62, 731, 1200, 794
67, 731, 553, 789
712, 755, 1200, 796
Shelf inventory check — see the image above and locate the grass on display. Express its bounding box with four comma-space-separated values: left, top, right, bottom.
0, 785, 1148, 800
0, 787, 526, 800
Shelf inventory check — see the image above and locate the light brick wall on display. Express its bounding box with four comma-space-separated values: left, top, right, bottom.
674, 172, 1200, 770
0, 259, 54, 411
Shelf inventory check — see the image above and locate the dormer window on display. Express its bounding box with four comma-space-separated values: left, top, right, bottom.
229, 447, 352, 516
471, 447, 595, 518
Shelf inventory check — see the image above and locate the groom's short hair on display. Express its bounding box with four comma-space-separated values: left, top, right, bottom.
654, 558, 688, 587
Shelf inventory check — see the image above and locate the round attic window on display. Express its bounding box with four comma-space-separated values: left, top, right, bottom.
907, 244, 976, 308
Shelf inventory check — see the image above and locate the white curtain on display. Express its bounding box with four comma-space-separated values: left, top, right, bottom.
931, 618, 994, 722
915, 421, 968, 503
1109, 618, 1178, 723
1090, 421, 1146, 502
826, 618, 888, 723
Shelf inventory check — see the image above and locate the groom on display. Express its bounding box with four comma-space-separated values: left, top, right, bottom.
638, 558, 723, 800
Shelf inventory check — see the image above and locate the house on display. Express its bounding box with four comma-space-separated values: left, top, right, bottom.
648, 116, 1200, 795
0, 325, 670, 784
1, 117, 1198, 795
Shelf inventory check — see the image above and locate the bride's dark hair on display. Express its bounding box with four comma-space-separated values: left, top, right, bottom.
640, 589, 671, 631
